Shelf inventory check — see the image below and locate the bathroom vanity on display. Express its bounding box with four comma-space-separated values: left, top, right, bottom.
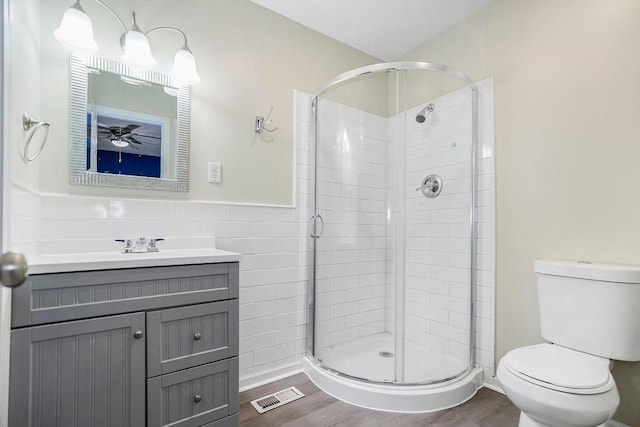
8, 249, 240, 427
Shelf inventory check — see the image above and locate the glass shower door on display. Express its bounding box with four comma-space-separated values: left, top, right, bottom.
312, 71, 399, 382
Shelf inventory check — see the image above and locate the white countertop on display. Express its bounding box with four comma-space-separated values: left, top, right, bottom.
28, 248, 241, 274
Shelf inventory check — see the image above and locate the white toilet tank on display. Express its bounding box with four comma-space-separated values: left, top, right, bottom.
535, 260, 640, 362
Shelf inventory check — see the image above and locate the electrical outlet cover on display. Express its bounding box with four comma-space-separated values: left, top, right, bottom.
208, 162, 221, 183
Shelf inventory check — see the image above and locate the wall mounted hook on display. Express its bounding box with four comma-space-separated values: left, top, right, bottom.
255, 105, 278, 142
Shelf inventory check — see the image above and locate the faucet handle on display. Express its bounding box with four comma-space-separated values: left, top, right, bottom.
115, 239, 134, 254
147, 238, 164, 252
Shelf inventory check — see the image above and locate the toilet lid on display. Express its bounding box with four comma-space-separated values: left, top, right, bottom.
504, 343, 611, 390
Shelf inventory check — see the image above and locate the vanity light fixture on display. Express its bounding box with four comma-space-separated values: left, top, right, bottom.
54, 0, 200, 86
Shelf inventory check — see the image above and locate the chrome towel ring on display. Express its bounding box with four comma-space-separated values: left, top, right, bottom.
22, 112, 50, 162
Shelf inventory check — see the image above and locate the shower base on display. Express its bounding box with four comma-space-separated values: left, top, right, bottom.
315, 333, 468, 383
303, 333, 483, 413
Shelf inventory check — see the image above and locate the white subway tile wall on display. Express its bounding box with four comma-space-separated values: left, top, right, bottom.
473, 78, 496, 376
313, 97, 389, 352
402, 87, 474, 368
9, 81, 494, 387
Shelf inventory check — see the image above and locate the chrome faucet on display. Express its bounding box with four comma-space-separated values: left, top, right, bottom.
133, 237, 148, 253
116, 237, 164, 253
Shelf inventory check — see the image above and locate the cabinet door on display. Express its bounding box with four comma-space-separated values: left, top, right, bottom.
8, 312, 146, 427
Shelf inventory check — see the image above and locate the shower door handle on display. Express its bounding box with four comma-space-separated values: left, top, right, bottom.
309, 214, 325, 238
309, 215, 316, 238
316, 214, 324, 238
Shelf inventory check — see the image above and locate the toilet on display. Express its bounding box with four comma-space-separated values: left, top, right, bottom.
497, 260, 640, 427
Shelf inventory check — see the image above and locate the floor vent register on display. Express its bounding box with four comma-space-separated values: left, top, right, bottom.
250, 386, 305, 414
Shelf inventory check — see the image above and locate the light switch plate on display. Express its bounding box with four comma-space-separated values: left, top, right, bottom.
208, 162, 221, 183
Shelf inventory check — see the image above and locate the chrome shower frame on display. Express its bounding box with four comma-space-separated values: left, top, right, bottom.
305, 61, 479, 387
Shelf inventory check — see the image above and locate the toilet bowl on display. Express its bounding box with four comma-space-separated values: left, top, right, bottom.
497, 344, 619, 427
497, 260, 640, 427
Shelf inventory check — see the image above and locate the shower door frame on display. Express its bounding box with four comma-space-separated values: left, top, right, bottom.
306, 61, 479, 386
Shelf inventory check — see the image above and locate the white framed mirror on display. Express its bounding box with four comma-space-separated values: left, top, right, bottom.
69, 54, 190, 192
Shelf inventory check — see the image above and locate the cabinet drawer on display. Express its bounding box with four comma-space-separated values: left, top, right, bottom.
147, 300, 239, 377
12, 262, 239, 327
147, 358, 239, 427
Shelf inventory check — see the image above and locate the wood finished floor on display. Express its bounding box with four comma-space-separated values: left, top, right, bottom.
239, 373, 520, 426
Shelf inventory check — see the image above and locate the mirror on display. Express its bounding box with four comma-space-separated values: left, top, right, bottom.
70, 54, 190, 192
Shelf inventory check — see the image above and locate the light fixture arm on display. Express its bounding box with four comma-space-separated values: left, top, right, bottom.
145, 27, 200, 86
145, 26, 191, 50
88, 0, 127, 32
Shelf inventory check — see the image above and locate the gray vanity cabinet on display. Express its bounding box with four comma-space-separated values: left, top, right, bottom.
9, 262, 240, 427
9, 312, 146, 426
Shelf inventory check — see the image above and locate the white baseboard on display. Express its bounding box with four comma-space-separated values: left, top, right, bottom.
482, 375, 504, 394
239, 361, 303, 392
482, 382, 504, 394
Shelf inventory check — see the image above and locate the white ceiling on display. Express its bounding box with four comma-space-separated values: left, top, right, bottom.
250, 0, 493, 61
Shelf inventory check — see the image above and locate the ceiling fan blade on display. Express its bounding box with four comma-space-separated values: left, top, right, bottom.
124, 124, 141, 132
131, 133, 161, 139
120, 134, 140, 144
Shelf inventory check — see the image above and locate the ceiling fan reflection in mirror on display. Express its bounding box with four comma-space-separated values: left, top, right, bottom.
88, 112, 165, 166
97, 123, 160, 149
90, 112, 164, 159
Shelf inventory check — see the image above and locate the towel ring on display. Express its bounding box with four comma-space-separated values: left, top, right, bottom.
22, 112, 50, 162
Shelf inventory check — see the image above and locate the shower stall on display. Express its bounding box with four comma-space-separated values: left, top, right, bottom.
303, 62, 482, 412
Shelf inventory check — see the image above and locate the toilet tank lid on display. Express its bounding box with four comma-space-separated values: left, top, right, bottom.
535, 260, 640, 284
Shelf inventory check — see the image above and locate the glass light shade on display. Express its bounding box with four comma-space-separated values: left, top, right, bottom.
111, 139, 129, 148
53, 4, 99, 53
171, 48, 201, 86
121, 30, 157, 69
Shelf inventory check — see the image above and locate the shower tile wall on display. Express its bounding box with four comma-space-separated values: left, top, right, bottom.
313, 98, 389, 351
474, 78, 495, 376
396, 79, 495, 375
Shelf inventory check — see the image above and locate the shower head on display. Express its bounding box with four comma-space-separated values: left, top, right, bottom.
415, 103, 435, 123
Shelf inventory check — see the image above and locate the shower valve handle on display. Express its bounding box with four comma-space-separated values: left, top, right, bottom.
416, 181, 436, 192
417, 174, 443, 198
